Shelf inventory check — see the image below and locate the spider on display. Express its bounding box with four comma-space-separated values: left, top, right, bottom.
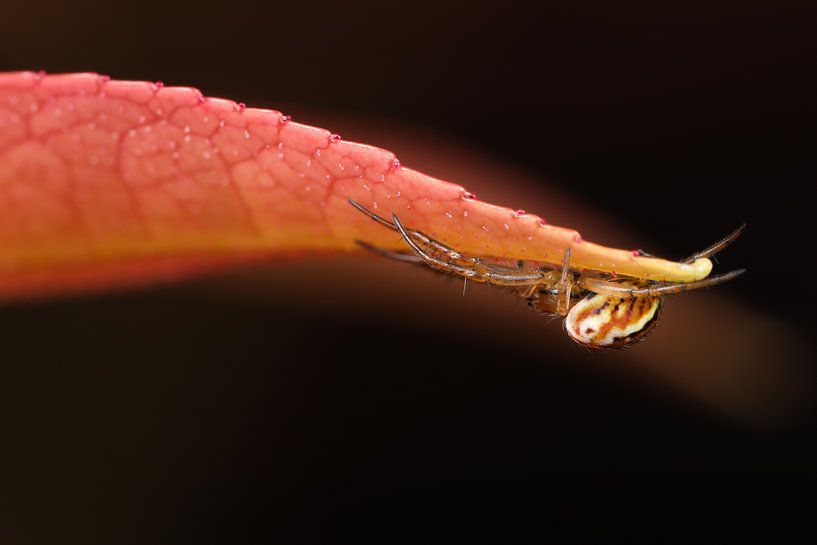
349, 199, 745, 349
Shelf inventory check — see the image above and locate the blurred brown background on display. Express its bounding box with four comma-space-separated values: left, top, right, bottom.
1, 1, 816, 543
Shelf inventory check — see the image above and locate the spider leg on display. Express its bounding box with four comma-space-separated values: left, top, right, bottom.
349, 199, 466, 261
577, 224, 746, 298
682, 223, 746, 263
354, 240, 531, 306
389, 213, 550, 286
383, 212, 471, 279
555, 248, 574, 316
508, 253, 575, 315
350, 199, 546, 284
519, 284, 540, 299
579, 269, 746, 298
354, 240, 423, 263
349, 199, 528, 273
526, 293, 560, 319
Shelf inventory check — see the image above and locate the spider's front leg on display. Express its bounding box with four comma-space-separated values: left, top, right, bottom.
349, 200, 556, 289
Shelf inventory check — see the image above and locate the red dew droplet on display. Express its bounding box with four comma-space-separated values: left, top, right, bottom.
538, 218, 548, 226
631, 250, 640, 257
513, 209, 526, 217
280, 114, 291, 124
573, 234, 583, 243
237, 102, 246, 111
390, 158, 401, 170
329, 133, 342, 143
154, 81, 164, 89
463, 191, 477, 200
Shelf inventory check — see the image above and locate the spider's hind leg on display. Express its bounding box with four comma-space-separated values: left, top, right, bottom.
682, 223, 746, 263
579, 269, 746, 298
576, 223, 747, 299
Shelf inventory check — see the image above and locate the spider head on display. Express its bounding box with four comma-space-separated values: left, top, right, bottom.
564, 291, 662, 349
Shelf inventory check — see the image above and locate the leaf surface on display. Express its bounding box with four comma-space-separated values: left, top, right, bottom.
0, 72, 709, 299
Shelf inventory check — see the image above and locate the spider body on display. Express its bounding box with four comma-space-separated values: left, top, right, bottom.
349, 199, 744, 349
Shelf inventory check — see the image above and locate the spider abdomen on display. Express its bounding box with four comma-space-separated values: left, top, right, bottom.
564, 292, 662, 348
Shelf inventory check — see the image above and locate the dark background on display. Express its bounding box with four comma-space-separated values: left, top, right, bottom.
1, 1, 816, 543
